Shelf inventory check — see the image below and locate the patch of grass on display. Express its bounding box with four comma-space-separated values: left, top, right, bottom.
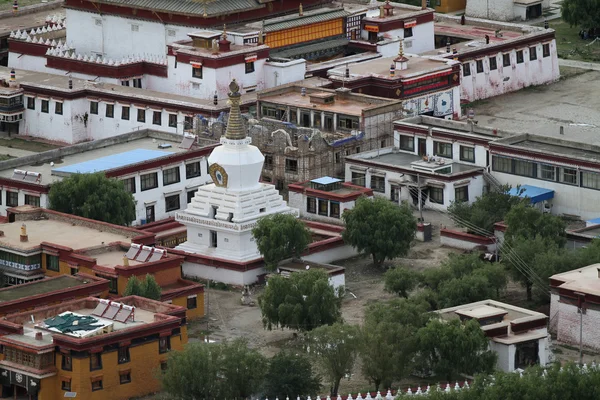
0, 138, 59, 153
543, 19, 600, 62
0, 154, 15, 161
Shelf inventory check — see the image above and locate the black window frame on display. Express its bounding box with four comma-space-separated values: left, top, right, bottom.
122, 106, 130, 120
106, 103, 114, 118
329, 201, 340, 218
561, 167, 578, 185
168, 114, 177, 128
165, 194, 181, 212
122, 177, 136, 194
245, 62, 255, 74
581, 171, 600, 190
6, 191, 18, 207
264, 154, 274, 170
516, 50, 524, 64
119, 372, 131, 385
55, 101, 63, 115
61, 380, 71, 391
137, 108, 146, 123
489, 56, 498, 70
429, 187, 444, 204
370, 175, 385, 193
24, 194, 40, 207
41, 99, 49, 113
140, 172, 158, 191
476, 59, 484, 73
399, 135, 415, 152
539, 164, 556, 181
285, 158, 298, 173
404, 27, 413, 38
187, 189, 198, 203
186, 162, 201, 178
62, 354, 72, 371
454, 186, 469, 203
118, 346, 130, 364
433, 141, 453, 158
543, 43, 550, 57
46, 254, 59, 272
26, 96, 35, 110
492, 155, 512, 173
153, 111, 162, 126
91, 380, 103, 391
162, 166, 181, 186
530, 46, 537, 61
514, 159, 537, 178
503, 53, 511, 67
159, 337, 171, 354
307, 197, 316, 213
192, 66, 203, 78
90, 101, 99, 115
462, 62, 471, 77
352, 172, 365, 187
459, 146, 475, 163
90, 353, 102, 371
187, 296, 197, 309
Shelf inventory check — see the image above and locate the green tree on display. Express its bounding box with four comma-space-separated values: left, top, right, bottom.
504, 203, 567, 248
252, 214, 312, 270
262, 351, 321, 399
421, 253, 488, 292
417, 319, 497, 381
141, 274, 162, 300
123, 276, 143, 297
437, 274, 497, 308
307, 323, 361, 396
448, 188, 523, 233
384, 266, 421, 297
473, 264, 508, 298
562, 0, 600, 29
48, 172, 136, 225
258, 269, 341, 331
342, 197, 417, 268
161, 339, 266, 400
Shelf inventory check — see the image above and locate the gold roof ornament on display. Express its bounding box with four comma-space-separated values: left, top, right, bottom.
224, 79, 246, 140
222, 24, 227, 41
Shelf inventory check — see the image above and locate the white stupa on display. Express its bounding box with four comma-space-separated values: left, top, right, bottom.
175, 79, 297, 263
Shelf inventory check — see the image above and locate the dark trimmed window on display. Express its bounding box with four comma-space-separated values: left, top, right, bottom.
285, 159, 298, 173
91, 380, 103, 391
476, 59, 484, 73
46, 255, 59, 272
516, 50, 524, 64
503, 53, 511, 67
122, 177, 136, 193
514, 159, 537, 178
455, 186, 469, 202
137, 109, 145, 123
561, 167, 578, 185
159, 337, 171, 354
540, 164, 556, 181
26, 97, 35, 110
168, 114, 177, 128
140, 172, 158, 191
492, 155, 512, 173
352, 172, 365, 187
187, 296, 197, 309
55, 102, 63, 115
119, 372, 131, 384
118, 346, 130, 364
106, 104, 114, 118
165, 194, 181, 212
62, 354, 72, 371
330, 202, 340, 218
192, 66, 203, 78
404, 27, 413, 37
90, 353, 102, 371
245, 62, 255, 74
489, 56, 497, 70
318, 199, 328, 216
581, 171, 600, 190
41, 99, 49, 113
122, 106, 130, 120
153, 111, 162, 125
399, 135, 414, 151
61, 380, 71, 391
24, 194, 40, 207
543, 43, 550, 57
429, 187, 444, 204
530, 46, 537, 60
433, 141, 452, 158
90, 101, 99, 115
186, 162, 201, 178
6, 191, 17, 207
459, 146, 475, 163
163, 167, 180, 186
307, 197, 316, 213
370, 175, 385, 193
462, 62, 471, 77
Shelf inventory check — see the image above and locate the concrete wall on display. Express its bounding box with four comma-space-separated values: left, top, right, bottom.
459, 40, 560, 102
303, 243, 360, 264
490, 341, 514, 372
556, 300, 600, 350
466, 0, 514, 21
182, 260, 266, 287
440, 230, 496, 251
263, 59, 307, 89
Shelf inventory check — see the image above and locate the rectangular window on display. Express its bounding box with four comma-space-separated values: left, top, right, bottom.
27, 97, 35, 110
92, 380, 103, 391
492, 155, 512, 173
187, 189, 197, 203
285, 159, 298, 173
192, 66, 203, 79
90, 101, 98, 115
90, 353, 102, 371
245, 62, 255, 74
429, 187, 444, 204
41, 99, 49, 113
462, 62, 471, 77
476, 59, 484, 73
62, 354, 72, 371
120, 372, 131, 384
55, 102, 63, 115
264, 154, 274, 170
153, 111, 162, 125
370, 175, 385, 193
186, 162, 201, 178
122, 106, 130, 120
122, 177, 136, 193
530, 46, 537, 61
24, 194, 40, 207
337, 116, 359, 130
187, 296, 197, 310
168, 114, 177, 128
184, 116, 194, 130
561, 167, 578, 185
165, 194, 181, 212
489, 56, 497, 70
399, 135, 414, 151
514, 159, 537, 178
503, 53, 511, 67
582, 171, 600, 190
433, 141, 452, 158
159, 337, 171, 354
352, 172, 365, 187
516, 50, 524, 64
318, 199, 328, 216
105, 103, 114, 118
118, 347, 130, 364
140, 172, 158, 191
307, 197, 316, 213
404, 27, 413, 38
459, 146, 475, 163
133, 78, 142, 88
6, 191, 18, 207
540, 164, 556, 181
163, 167, 181, 186
137, 108, 146, 123
329, 202, 340, 218
543, 43, 550, 57
335, 152, 341, 164
61, 380, 71, 391
455, 186, 469, 202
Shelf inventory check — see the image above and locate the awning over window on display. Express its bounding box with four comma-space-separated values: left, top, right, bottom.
508, 185, 554, 204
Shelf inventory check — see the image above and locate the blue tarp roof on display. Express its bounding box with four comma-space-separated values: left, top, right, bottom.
587, 218, 600, 225
508, 185, 554, 204
311, 176, 341, 185
52, 149, 171, 174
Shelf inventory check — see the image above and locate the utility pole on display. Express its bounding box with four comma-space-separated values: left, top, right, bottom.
575, 292, 585, 364
417, 173, 423, 222
206, 278, 210, 343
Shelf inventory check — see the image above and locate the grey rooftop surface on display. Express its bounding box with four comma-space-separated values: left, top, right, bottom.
90, 0, 260, 17
51, 149, 173, 176
493, 133, 600, 163
0, 275, 87, 303
351, 150, 481, 174
330, 54, 454, 80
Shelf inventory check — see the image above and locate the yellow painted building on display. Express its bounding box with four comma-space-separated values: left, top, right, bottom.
0, 296, 187, 400
265, 19, 345, 49
434, 0, 467, 13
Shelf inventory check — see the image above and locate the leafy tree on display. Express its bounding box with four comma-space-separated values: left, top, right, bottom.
504, 203, 567, 248
365, 297, 431, 328
384, 266, 421, 297
421, 253, 488, 292
48, 172, 136, 226
218, 339, 267, 399
258, 269, 341, 331
307, 323, 361, 396
448, 188, 523, 233
562, 0, 600, 29
141, 274, 162, 300
342, 197, 417, 268
437, 274, 497, 308
417, 319, 497, 381
473, 264, 508, 298
262, 351, 321, 399
252, 213, 312, 270
123, 274, 162, 300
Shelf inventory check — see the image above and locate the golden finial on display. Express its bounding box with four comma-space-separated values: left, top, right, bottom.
398, 38, 404, 58
224, 79, 246, 141
203, 1, 207, 18
222, 24, 227, 40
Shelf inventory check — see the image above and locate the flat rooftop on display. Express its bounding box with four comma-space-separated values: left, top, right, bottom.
550, 263, 600, 297
362, 2, 431, 21
0, 216, 134, 252
0, 10, 61, 36
91, 249, 142, 269
278, 258, 344, 275
0, 136, 183, 185
331, 54, 453, 80
492, 134, 600, 163
170, 38, 269, 59
0, 67, 258, 111
0, 275, 88, 303
435, 20, 524, 43
398, 115, 511, 140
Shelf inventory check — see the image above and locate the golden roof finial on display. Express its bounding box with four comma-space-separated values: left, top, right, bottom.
224, 80, 246, 140
222, 24, 227, 40
398, 38, 404, 58
202, 1, 207, 18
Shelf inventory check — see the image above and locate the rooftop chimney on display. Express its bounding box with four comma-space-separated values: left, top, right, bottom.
218, 24, 231, 52
35, 332, 43, 341
299, 3, 303, 16
123, 255, 129, 267
20, 223, 28, 242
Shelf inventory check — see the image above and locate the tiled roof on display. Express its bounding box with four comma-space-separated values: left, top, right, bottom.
94, 0, 262, 17
259, 8, 351, 32
273, 37, 349, 58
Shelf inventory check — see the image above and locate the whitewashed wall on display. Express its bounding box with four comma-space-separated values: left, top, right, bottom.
466, 0, 514, 21
182, 260, 266, 286
263, 59, 307, 89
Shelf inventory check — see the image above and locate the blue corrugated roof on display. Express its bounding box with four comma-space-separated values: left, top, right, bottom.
508, 185, 554, 204
52, 149, 171, 174
311, 176, 341, 185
